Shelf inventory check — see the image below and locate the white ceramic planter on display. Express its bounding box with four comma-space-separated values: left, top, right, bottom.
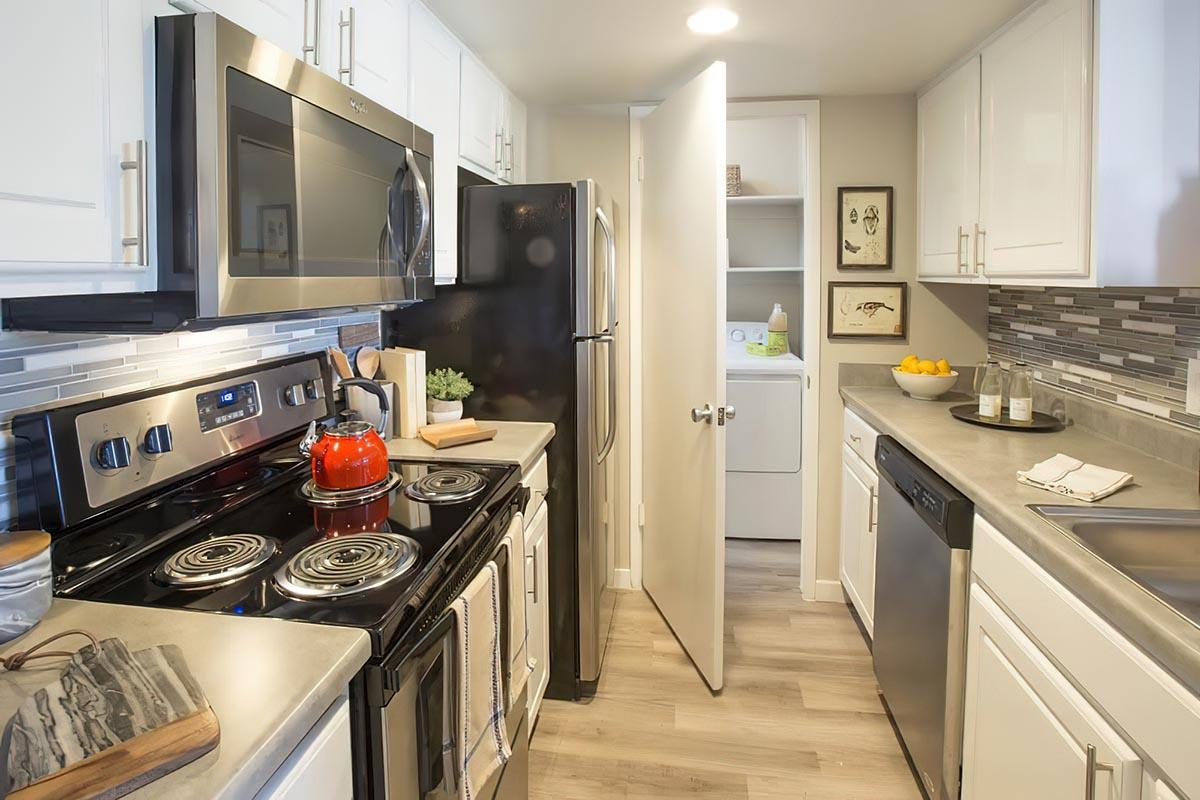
427, 398, 464, 424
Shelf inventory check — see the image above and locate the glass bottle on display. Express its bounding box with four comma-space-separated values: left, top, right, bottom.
978, 360, 1003, 421
1008, 363, 1034, 424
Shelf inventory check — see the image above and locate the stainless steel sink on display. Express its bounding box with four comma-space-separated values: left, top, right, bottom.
1028, 505, 1200, 627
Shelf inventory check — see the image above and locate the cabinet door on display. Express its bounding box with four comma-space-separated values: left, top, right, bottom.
962, 584, 1142, 800
408, 2, 460, 284
979, 0, 1091, 279
327, 0, 407, 115
918, 56, 981, 280
508, 94, 527, 184
197, 0, 306, 58
0, 1, 147, 276
524, 501, 550, 730
839, 445, 874, 634
459, 53, 502, 176
254, 695, 352, 799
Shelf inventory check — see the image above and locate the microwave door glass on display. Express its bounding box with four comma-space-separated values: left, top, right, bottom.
225, 69, 405, 281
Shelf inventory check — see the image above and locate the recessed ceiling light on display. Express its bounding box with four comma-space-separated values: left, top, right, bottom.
687, 7, 739, 35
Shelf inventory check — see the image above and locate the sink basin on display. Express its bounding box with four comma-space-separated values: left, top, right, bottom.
1028, 505, 1200, 627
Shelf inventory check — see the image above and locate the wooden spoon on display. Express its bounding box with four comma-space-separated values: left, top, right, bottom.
327, 347, 354, 381
356, 346, 381, 380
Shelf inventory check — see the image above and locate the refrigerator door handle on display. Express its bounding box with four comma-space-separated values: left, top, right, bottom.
591, 334, 617, 464
595, 206, 617, 335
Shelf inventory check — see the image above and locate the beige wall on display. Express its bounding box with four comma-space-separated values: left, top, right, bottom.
527, 104, 634, 576
814, 95, 988, 582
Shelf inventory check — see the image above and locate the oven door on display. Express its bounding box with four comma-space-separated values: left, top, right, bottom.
377, 542, 519, 800
184, 13, 435, 319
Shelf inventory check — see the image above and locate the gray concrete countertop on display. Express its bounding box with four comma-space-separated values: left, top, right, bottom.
841, 386, 1200, 695
387, 420, 555, 474
0, 599, 370, 799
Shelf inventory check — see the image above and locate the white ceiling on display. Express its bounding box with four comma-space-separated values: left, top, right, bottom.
424, 0, 1033, 105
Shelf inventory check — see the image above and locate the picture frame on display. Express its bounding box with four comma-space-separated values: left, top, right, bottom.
828, 281, 907, 339
256, 203, 294, 271
837, 186, 893, 269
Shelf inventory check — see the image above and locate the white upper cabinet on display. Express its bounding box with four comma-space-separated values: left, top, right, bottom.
918, 56, 981, 281
0, 0, 152, 291
325, 0, 409, 115
979, 0, 1090, 280
507, 94, 527, 184
197, 0, 306, 58
919, 0, 1198, 287
459, 53, 503, 178
408, 2, 460, 283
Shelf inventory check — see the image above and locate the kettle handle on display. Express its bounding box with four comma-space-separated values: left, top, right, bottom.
339, 378, 390, 436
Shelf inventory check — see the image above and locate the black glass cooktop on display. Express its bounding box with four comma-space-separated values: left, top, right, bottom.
51, 450, 519, 656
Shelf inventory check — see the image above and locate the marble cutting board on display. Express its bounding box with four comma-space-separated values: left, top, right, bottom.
0, 637, 219, 799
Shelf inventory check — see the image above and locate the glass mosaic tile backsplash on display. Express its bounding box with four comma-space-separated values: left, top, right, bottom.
988, 286, 1200, 431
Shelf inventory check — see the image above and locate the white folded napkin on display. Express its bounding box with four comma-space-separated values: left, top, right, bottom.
1017, 453, 1133, 502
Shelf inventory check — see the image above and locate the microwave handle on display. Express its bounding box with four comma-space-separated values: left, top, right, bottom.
404, 147, 431, 278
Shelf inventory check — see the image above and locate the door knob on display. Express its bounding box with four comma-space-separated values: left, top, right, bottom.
724, 405, 736, 421
691, 404, 714, 424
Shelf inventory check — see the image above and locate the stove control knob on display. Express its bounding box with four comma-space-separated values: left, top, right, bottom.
304, 379, 325, 401
284, 383, 307, 407
143, 424, 174, 455
96, 437, 132, 470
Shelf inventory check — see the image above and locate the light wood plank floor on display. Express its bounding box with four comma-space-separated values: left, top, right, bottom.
529, 540, 921, 800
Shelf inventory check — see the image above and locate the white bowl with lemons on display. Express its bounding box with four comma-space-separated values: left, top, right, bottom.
892, 356, 959, 400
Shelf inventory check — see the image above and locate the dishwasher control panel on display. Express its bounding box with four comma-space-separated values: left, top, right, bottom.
875, 435, 973, 548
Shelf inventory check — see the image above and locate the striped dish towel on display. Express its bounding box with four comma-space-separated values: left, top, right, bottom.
500, 527, 533, 709
453, 562, 511, 800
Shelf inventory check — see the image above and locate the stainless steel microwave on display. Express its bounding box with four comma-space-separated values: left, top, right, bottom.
2, 12, 434, 333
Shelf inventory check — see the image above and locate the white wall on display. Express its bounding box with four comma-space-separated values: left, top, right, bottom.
815, 95, 988, 582
526, 104, 634, 579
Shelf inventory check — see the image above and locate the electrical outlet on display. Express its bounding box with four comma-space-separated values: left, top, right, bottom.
1189, 359, 1200, 416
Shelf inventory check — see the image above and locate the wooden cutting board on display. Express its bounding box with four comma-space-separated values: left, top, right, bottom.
4, 638, 219, 800
419, 418, 498, 449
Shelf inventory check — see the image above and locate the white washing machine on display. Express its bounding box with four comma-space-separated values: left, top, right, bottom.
725, 322, 804, 540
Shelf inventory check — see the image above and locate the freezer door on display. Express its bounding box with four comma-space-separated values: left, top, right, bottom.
575, 336, 617, 687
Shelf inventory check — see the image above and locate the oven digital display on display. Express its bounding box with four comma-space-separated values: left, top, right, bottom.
197, 381, 260, 432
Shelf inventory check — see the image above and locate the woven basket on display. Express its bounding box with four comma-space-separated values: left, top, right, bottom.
726, 165, 742, 197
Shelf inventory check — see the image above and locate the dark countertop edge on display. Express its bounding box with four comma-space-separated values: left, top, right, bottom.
840, 386, 1200, 697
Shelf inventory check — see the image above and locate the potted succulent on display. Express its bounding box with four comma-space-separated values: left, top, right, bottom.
425, 368, 474, 424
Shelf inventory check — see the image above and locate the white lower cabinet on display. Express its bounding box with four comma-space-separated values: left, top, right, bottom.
967, 515, 1200, 800
255, 694, 353, 800
963, 584, 1141, 799
524, 500, 550, 731
838, 440, 877, 636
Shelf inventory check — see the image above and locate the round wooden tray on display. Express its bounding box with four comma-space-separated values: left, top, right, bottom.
949, 403, 1063, 432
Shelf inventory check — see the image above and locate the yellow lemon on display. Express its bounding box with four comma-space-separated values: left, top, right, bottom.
935, 358, 952, 375
900, 362, 921, 374
918, 359, 938, 375
900, 354, 919, 368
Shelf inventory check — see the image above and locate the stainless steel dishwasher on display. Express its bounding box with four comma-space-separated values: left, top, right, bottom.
873, 436, 974, 800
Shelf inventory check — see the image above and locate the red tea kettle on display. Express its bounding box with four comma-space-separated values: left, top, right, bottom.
300, 379, 391, 491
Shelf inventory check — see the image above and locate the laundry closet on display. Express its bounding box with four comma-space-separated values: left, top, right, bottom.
724, 101, 808, 541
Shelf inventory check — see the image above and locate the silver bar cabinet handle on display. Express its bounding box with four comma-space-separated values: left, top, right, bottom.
495, 131, 504, 175
868, 485, 877, 531
957, 224, 971, 273
119, 140, 148, 266
338, 6, 355, 85
974, 222, 986, 274
505, 135, 514, 179
526, 553, 537, 603
1084, 744, 1114, 800
303, 0, 321, 65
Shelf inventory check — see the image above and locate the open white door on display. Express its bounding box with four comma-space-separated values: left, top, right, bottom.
640, 62, 727, 690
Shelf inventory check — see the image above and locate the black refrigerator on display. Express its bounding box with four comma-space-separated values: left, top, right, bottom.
385, 179, 617, 700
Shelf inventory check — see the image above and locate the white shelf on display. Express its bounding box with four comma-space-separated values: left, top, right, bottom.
726, 194, 803, 206
728, 266, 804, 274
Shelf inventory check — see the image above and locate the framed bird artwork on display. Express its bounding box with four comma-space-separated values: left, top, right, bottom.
828, 281, 907, 339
